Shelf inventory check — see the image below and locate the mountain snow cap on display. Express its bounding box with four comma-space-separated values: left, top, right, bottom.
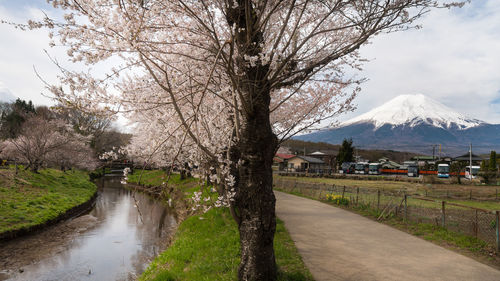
342, 94, 485, 130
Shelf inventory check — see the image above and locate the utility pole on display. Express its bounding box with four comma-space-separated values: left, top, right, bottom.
469, 143, 472, 180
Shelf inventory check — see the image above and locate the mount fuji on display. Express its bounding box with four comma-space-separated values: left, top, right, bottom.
295, 94, 500, 155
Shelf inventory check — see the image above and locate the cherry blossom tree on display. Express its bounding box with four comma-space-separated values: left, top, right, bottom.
24, 1, 464, 279
0, 115, 96, 172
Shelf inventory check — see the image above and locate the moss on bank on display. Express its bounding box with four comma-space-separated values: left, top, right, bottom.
0, 167, 97, 235
127, 170, 313, 280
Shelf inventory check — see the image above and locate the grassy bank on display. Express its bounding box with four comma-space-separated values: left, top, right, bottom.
0, 167, 97, 235
127, 169, 200, 199
128, 170, 313, 280
140, 208, 313, 281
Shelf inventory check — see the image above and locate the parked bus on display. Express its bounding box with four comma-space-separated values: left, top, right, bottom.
465, 165, 480, 179
437, 164, 450, 178
355, 162, 369, 174
340, 162, 356, 174
407, 164, 419, 177
368, 163, 382, 175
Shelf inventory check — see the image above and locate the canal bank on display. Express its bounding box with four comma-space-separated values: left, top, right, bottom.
0, 167, 98, 241
127, 170, 314, 281
0, 176, 178, 281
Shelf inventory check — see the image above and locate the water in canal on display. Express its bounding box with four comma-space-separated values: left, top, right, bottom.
0, 176, 177, 281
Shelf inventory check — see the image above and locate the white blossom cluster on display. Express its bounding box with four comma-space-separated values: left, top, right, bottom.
120, 167, 131, 185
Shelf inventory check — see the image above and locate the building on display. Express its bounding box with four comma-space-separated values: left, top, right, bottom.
453, 153, 483, 164
287, 155, 327, 173
410, 155, 436, 167
273, 153, 295, 171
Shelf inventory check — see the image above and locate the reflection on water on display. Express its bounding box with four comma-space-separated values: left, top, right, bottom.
0, 176, 177, 281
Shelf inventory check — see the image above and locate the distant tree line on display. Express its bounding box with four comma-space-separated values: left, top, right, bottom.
0, 98, 130, 172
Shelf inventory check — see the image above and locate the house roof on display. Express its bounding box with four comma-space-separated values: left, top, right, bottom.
290, 155, 325, 164
310, 151, 325, 155
275, 153, 295, 160
453, 153, 483, 161
411, 156, 435, 161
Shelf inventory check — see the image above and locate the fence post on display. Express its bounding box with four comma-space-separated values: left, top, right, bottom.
356, 187, 359, 205
496, 211, 499, 252
496, 189, 498, 201
404, 193, 408, 223
474, 209, 478, 238
441, 201, 446, 227
377, 189, 381, 210
342, 186, 346, 200
446, 190, 449, 198
470, 190, 472, 200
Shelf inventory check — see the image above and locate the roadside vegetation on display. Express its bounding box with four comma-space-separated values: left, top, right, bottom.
0, 166, 97, 235
127, 170, 313, 281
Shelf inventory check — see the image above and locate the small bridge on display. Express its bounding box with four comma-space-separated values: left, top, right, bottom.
99, 160, 134, 175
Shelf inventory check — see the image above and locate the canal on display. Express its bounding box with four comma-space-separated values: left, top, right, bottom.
0, 176, 177, 281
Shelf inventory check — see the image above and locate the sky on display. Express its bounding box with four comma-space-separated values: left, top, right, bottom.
0, 1, 499, 125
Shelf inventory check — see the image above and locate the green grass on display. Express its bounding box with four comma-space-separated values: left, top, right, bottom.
0, 167, 97, 234
445, 199, 500, 211
140, 208, 313, 281
406, 222, 489, 253
129, 170, 198, 189
133, 171, 313, 281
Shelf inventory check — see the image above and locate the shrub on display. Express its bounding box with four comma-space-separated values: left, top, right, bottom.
325, 193, 349, 206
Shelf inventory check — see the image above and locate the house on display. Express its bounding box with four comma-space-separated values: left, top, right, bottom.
273, 153, 296, 171
453, 153, 483, 164
307, 150, 337, 172
410, 155, 436, 167
378, 158, 400, 169
287, 155, 327, 173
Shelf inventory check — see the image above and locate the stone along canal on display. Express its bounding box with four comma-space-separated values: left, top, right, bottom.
0, 176, 177, 281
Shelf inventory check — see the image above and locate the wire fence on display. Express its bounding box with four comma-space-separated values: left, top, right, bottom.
274, 178, 500, 251
277, 172, 500, 201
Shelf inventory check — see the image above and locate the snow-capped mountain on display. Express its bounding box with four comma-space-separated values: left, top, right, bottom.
342, 94, 484, 130
295, 94, 500, 155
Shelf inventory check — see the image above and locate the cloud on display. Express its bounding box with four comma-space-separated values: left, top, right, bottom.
0, 3, 64, 106
339, 0, 500, 124
1, 1, 499, 127
0, 82, 17, 102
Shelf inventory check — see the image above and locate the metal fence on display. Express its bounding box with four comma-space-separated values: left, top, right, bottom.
277, 173, 500, 201
274, 178, 500, 251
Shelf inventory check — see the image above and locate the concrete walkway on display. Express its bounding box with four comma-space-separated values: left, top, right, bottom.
275, 191, 500, 281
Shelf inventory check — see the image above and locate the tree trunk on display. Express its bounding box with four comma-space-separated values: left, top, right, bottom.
235, 89, 278, 280
226, 2, 278, 279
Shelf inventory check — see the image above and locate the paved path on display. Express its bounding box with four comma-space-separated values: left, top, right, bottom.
275, 191, 500, 281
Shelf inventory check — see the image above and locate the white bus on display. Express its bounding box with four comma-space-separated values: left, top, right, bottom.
355, 162, 369, 174
437, 164, 450, 178
368, 163, 381, 175
465, 165, 480, 179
